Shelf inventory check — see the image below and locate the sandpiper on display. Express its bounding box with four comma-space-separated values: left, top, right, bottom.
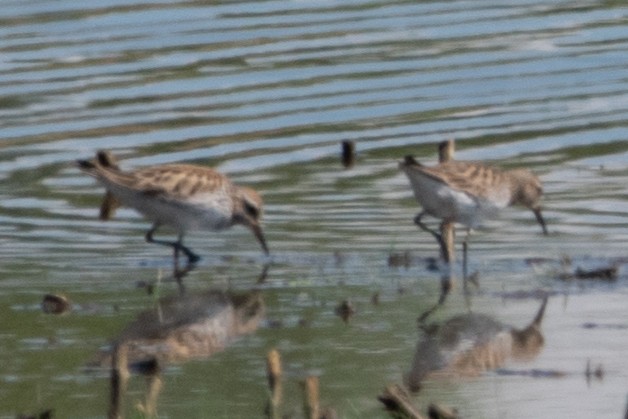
77, 150, 269, 263
399, 156, 547, 271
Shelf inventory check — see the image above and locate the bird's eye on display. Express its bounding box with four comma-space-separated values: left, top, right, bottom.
244, 200, 260, 219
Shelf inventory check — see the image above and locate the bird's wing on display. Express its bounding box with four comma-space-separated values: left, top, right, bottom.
128, 165, 233, 200
416, 161, 508, 203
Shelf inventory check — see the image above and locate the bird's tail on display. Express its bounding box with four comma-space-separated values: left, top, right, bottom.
399, 155, 422, 170
76, 150, 122, 221
404, 155, 422, 166
76, 150, 120, 173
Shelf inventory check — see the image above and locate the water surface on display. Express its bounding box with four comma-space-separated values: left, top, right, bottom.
1, 0, 627, 418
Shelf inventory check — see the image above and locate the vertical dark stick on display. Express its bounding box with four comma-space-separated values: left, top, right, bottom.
438, 140, 456, 263
462, 241, 468, 281
341, 140, 356, 168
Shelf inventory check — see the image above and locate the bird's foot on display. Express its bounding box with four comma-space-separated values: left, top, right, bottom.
177, 245, 200, 265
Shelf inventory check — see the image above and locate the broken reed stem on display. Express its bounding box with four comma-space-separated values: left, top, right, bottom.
267, 348, 282, 391
108, 343, 130, 419
378, 384, 425, 419
266, 349, 283, 419
437, 139, 455, 163
438, 140, 456, 263
428, 402, 459, 419
302, 376, 320, 419
137, 372, 163, 418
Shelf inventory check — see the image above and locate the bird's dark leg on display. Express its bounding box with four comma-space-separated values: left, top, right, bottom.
462, 229, 471, 282
414, 212, 448, 259
176, 233, 200, 265
461, 229, 480, 293
145, 224, 200, 265
462, 239, 468, 281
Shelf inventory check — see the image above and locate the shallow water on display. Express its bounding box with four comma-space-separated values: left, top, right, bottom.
1, 0, 628, 418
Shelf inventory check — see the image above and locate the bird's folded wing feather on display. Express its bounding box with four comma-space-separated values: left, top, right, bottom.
413, 162, 506, 201
108, 164, 231, 201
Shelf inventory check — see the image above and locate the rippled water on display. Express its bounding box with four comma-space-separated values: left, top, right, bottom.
1, 0, 628, 418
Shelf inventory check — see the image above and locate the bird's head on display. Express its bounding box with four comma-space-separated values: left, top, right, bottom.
234, 186, 269, 255
509, 169, 548, 235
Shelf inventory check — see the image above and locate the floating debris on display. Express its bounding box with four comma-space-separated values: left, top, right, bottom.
388, 251, 411, 268
528, 254, 622, 282
582, 322, 628, 330
386, 251, 437, 270
335, 299, 355, 323
576, 266, 617, 280
558, 265, 618, 281
495, 368, 566, 378
371, 292, 380, 305
41, 294, 71, 315
585, 359, 604, 383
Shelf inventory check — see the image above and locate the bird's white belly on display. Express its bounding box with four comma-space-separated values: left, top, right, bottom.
109, 186, 233, 232
408, 175, 502, 228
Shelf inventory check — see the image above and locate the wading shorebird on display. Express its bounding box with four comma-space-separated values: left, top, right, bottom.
77, 150, 269, 264
399, 156, 547, 273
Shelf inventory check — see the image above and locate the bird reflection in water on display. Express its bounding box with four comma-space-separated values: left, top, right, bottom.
407, 296, 548, 392
94, 265, 267, 418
